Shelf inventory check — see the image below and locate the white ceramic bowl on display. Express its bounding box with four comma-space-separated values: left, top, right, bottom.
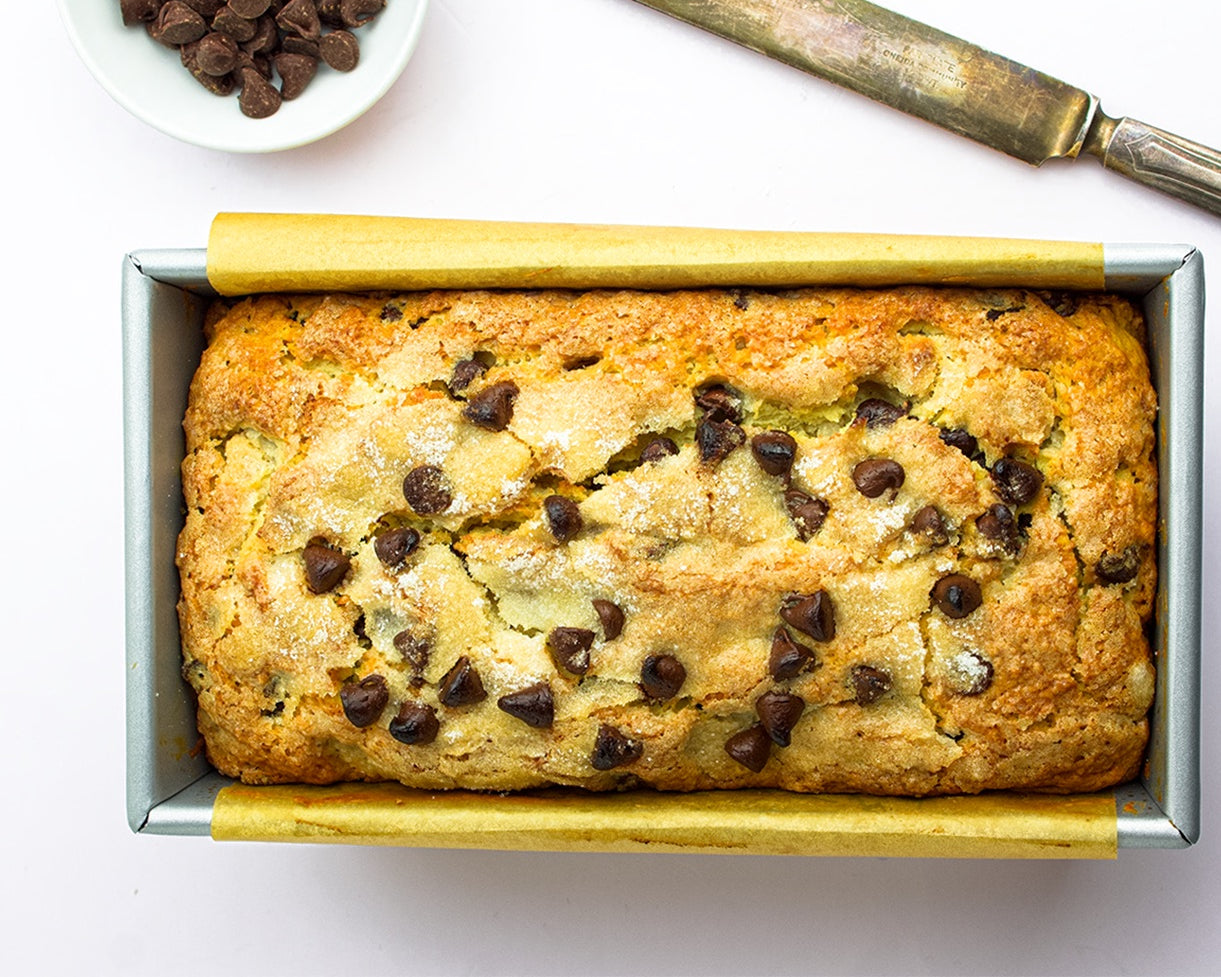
57, 0, 429, 153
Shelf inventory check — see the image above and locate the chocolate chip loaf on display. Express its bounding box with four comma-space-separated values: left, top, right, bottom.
177, 285, 1157, 796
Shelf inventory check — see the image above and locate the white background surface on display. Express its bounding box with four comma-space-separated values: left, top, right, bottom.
5, 2, 1218, 974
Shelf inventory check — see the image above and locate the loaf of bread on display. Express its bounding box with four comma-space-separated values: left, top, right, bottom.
177, 285, 1156, 796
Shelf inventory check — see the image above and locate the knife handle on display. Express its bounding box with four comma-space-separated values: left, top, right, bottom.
1087, 114, 1221, 216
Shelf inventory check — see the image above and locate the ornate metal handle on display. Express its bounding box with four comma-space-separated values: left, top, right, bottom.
1086, 113, 1221, 216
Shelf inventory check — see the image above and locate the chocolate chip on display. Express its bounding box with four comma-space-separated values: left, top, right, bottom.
182, 0, 225, 14
591, 724, 643, 770
392, 630, 430, 678
779, 590, 835, 643
388, 701, 439, 745
855, 398, 907, 428
450, 356, 489, 393
543, 495, 583, 542
592, 599, 624, 641
463, 380, 518, 431
952, 651, 994, 696
121, 0, 163, 27
438, 656, 487, 708
497, 682, 554, 728
237, 65, 281, 117
402, 465, 452, 514
977, 503, 1020, 553
1097, 545, 1141, 584
194, 30, 238, 73
931, 574, 983, 618
768, 627, 815, 679
724, 724, 771, 772
852, 458, 905, 498
339, 674, 388, 727
273, 51, 317, 99
851, 664, 892, 705
276, 0, 321, 38
373, 526, 420, 567
281, 33, 320, 57
563, 354, 601, 371
1043, 292, 1080, 317
243, 13, 279, 53
228, 0, 271, 17
180, 41, 236, 94
694, 383, 742, 423
784, 489, 829, 541
153, 1, 208, 44
212, 6, 257, 42
639, 436, 679, 463
379, 303, 403, 322
302, 540, 349, 593
755, 690, 805, 747
750, 431, 797, 478
339, 0, 383, 27
939, 427, 979, 459
697, 417, 745, 465
319, 28, 359, 70
909, 505, 948, 545
547, 627, 595, 675
640, 654, 686, 701
991, 458, 1044, 506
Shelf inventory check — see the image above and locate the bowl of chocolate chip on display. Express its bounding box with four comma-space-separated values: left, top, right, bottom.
58, 0, 429, 152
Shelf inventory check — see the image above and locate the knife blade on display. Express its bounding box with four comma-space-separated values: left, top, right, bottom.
634, 0, 1221, 216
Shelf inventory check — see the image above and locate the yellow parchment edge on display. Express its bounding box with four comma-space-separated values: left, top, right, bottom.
212, 784, 1117, 859
206, 213, 1105, 294
202, 213, 1115, 858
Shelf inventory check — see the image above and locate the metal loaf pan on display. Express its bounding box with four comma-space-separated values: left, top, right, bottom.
122, 232, 1202, 854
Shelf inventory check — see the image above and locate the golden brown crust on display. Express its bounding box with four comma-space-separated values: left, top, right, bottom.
177, 286, 1156, 795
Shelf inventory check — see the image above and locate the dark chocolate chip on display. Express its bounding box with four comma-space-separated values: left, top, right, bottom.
855, 398, 907, 428
784, 489, 829, 541
237, 65, 280, 117
591, 724, 643, 770
939, 427, 979, 459
121, 0, 163, 26
724, 724, 771, 773
543, 495, 583, 543
281, 33, 320, 57
750, 431, 797, 478
563, 354, 601, 371
954, 651, 994, 696
931, 574, 983, 619
769, 627, 815, 679
319, 28, 359, 71
592, 599, 625, 641
242, 13, 279, 53
374, 526, 420, 567
991, 458, 1044, 506
463, 380, 519, 431
276, 0, 321, 38
379, 303, 403, 322
181, 0, 225, 14
639, 436, 679, 463
640, 654, 686, 701
450, 356, 489, 392
340, 0, 383, 27
180, 41, 235, 94
755, 690, 806, 747
851, 664, 892, 705
696, 416, 745, 465
497, 682, 554, 728
1043, 292, 1080, 317
852, 458, 905, 498
402, 465, 452, 514
153, 1, 208, 44
392, 630, 430, 677
732, 291, 750, 311
227, 0, 271, 17
779, 590, 835, 643
977, 503, 1020, 553
339, 674, 388, 727
212, 6, 257, 42
1097, 545, 1141, 584
273, 51, 317, 99
388, 701, 439, 745
302, 540, 350, 593
547, 627, 595, 675
195, 30, 239, 73
909, 505, 948, 545
438, 656, 487, 708
694, 384, 742, 423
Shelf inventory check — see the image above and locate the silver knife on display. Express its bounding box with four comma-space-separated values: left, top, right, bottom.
634, 0, 1221, 216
